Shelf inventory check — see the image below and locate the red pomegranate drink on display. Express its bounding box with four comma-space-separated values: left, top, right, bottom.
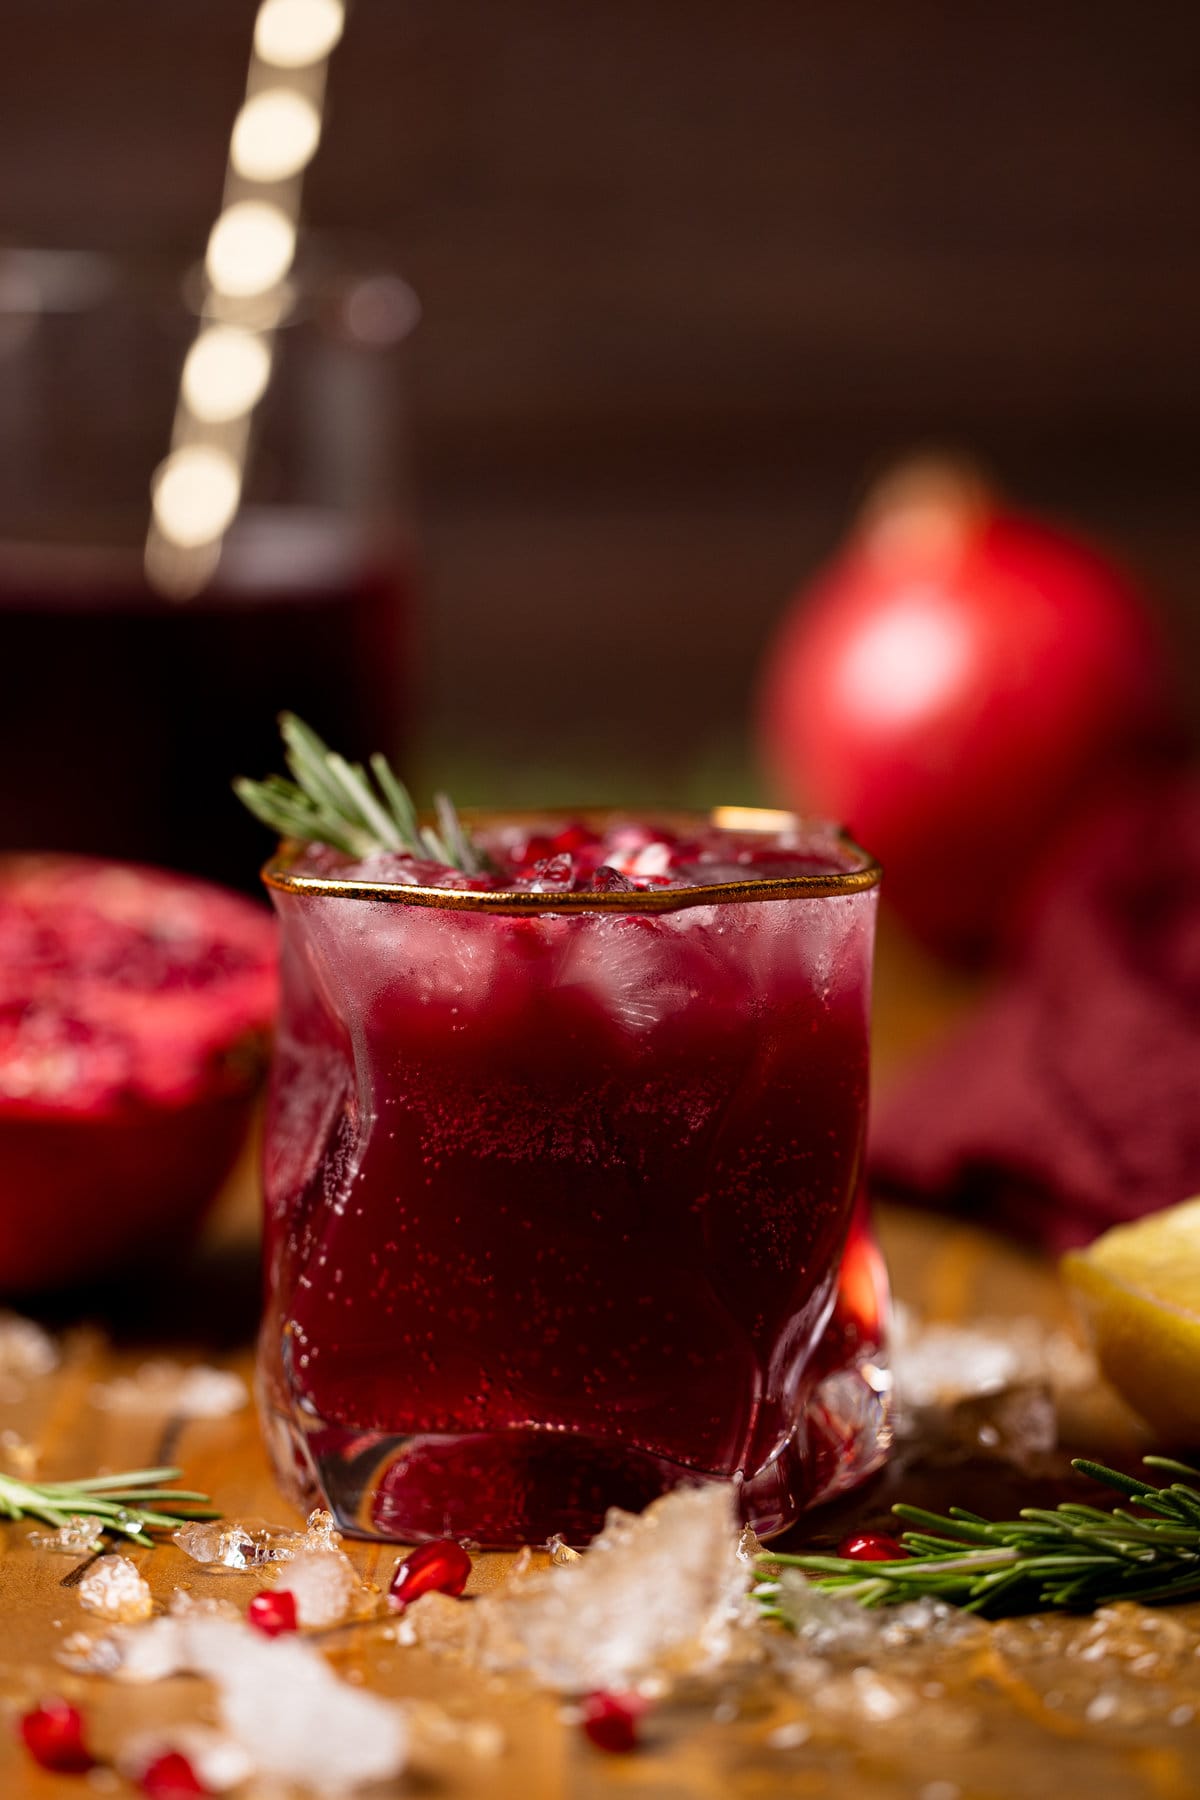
244, 731, 888, 1543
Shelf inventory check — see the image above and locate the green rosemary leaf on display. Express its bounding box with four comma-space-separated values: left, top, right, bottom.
371, 752, 419, 841
325, 753, 404, 849
891, 1506, 1000, 1543
1144, 1456, 1200, 1482
433, 793, 484, 876
279, 713, 348, 813
233, 779, 369, 858
39, 1466, 197, 1492
236, 714, 485, 872
757, 1455, 1200, 1620
0, 1466, 217, 1545
1071, 1460, 1162, 1500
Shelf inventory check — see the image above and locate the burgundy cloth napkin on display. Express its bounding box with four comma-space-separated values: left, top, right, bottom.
869, 772, 1200, 1253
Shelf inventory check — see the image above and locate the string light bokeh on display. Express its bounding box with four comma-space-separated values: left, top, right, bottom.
146, 0, 347, 597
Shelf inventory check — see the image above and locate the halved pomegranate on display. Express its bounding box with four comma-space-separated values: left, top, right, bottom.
0, 856, 277, 1292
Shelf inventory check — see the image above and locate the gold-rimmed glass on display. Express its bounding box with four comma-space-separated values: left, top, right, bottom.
257, 809, 889, 1545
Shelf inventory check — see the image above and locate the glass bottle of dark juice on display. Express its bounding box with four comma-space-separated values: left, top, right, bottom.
0, 249, 416, 888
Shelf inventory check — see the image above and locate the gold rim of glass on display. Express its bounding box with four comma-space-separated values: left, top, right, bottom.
263, 807, 881, 914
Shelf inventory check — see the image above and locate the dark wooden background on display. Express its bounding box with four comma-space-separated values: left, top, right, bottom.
2, 1, 1197, 796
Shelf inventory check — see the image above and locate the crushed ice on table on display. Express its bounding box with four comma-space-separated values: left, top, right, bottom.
988, 1604, 1200, 1733
935, 1382, 1059, 1472
29, 1515, 104, 1555
0, 1310, 58, 1399
175, 1507, 342, 1577
768, 1578, 982, 1659
760, 1579, 987, 1748
809, 1664, 979, 1747
890, 1304, 1094, 1411
398, 1484, 754, 1692
117, 1723, 254, 1794
57, 1629, 125, 1676
168, 1589, 244, 1621
174, 1516, 305, 1570
103, 1614, 409, 1791
272, 1546, 360, 1627
403, 1700, 504, 1766
77, 1554, 154, 1624
889, 1303, 1095, 1467
91, 1359, 247, 1418
300, 1507, 340, 1551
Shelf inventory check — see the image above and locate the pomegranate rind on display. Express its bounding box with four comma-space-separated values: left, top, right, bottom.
0, 856, 277, 1291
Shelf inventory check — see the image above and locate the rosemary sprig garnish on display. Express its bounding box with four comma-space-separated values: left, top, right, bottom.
756, 1457, 1200, 1618
234, 712, 485, 873
0, 1465, 216, 1548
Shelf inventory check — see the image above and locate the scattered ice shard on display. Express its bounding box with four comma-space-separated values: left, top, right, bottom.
761, 1579, 986, 1748
401, 1483, 752, 1691
890, 1304, 1094, 1411
174, 1518, 304, 1570
589, 865, 637, 893
937, 1381, 1059, 1472
769, 1577, 981, 1658
300, 1508, 340, 1552
77, 1554, 154, 1624
988, 1602, 1200, 1730
526, 854, 576, 893
174, 1508, 342, 1574
29, 1515, 104, 1555
117, 1724, 254, 1795
57, 1630, 125, 1676
108, 1615, 408, 1791
92, 1360, 248, 1418
272, 1548, 359, 1627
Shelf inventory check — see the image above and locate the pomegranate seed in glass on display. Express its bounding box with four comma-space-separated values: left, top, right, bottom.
256, 808, 888, 1545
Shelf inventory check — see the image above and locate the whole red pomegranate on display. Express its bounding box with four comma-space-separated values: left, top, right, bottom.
0, 856, 277, 1291
759, 461, 1171, 956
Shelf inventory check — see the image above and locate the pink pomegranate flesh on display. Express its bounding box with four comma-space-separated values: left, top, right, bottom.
0, 856, 277, 1292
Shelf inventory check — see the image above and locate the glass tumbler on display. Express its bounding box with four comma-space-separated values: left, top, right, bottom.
257, 811, 890, 1545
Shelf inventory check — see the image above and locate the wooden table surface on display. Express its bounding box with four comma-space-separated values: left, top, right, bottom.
1, 931, 1196, 1799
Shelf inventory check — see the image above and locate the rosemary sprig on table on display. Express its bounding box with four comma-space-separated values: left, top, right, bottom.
756, 1457, 1200, 1618
0, 1465, 216, 1548
234, 712, 486, 872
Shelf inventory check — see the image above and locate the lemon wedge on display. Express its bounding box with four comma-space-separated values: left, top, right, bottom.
1062, 1196, 1200, 1442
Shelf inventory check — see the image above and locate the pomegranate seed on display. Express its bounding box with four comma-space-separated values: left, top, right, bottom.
550, 823, 593, 854
388, 1538, 472, 1608
19, 1699, 94, 1774
247, 1588, 299, 1637
528, 854, 575, 891
140, 1750, 208, 1798
837, 1531, 908, 1562
580, 1691, 647, 1754
514, 834, 555, 867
